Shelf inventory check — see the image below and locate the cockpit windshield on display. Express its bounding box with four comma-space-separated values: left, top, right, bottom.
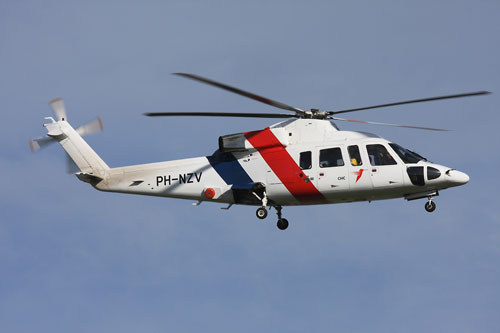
389, 143, 426, 164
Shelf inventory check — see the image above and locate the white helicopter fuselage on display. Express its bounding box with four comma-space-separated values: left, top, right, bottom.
90, 118, 468, 207
34, 78, 485, 229
35, 93, 476, 230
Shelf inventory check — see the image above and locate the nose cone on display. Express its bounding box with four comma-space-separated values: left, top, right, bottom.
446, 169, 470, 186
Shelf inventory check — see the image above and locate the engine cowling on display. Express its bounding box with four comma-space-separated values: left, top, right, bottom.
218, 133, 252, 152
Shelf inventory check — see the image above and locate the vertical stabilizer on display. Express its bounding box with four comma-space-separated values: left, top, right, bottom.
30, 98, 109, 181
44, 118, 109, 178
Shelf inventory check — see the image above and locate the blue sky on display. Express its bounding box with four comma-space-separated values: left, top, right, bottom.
1, 0, 499, 332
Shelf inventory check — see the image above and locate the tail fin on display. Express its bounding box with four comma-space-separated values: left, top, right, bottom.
32, 98, 109, 182
44, 118, 109, 178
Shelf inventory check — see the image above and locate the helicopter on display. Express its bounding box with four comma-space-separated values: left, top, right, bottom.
30, 73, 490, 230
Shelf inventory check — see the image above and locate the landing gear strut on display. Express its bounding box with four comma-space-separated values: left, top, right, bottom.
252, 185, 268, 220
425, 197, 436, 212
275, 206, 289, 230
252, 185, 290, 230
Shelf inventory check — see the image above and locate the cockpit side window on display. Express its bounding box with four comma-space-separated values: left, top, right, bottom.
366, 144, 397, 166
389, 143, 425, 164
299, 151, 312, 170
348, 145, 363, 166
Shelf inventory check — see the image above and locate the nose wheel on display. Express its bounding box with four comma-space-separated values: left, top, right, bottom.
425, 198, 436, 212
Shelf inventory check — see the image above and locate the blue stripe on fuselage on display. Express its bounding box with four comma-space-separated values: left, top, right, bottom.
207, 151, 253, 185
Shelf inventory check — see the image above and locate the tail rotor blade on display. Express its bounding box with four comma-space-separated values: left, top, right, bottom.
29, 136, 55, 152
76, 117, 104, 136
49, 98, 67, 121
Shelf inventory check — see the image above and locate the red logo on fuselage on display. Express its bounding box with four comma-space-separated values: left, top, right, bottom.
354, 169, 366, 183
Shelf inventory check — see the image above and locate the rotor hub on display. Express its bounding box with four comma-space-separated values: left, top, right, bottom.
302, 109, 329, 119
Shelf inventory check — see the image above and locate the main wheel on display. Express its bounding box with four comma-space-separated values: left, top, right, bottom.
256, 207, 268, 219
277, 218, 289, 230
425, 201, 436, 212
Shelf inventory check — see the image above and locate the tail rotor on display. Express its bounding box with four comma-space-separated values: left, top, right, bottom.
30, 98, 104, 173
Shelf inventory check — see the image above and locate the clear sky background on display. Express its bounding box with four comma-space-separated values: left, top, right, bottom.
1, 0, 499, 332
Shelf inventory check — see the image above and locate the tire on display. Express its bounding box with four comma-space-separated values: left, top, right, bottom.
256, 207, 268, 219
277, 218, 289, 230
425, 201, 436, 213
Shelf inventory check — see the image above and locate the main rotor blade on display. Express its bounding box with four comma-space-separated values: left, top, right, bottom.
173, 73, 305, 115
331, 117, 449, 131
144, 112, 294, 119
328, 91, 491, 115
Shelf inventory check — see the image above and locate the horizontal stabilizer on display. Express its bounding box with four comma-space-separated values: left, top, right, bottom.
76, 172, 103, 185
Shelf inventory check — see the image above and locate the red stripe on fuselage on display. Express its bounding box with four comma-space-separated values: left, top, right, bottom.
244, 128, 326, 204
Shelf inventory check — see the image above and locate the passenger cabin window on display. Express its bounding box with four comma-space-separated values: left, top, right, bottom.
319, 148, 344, 168
299, 151, 312, 170
366, 144, 397, 166
348, 145, 362, 166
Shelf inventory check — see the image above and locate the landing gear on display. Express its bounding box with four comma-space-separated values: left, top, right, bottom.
425, 198, 436, 212
256, 207, 268, 219
277, 218, 289, 230
275, 206, 289, 230
252, 188, 290, 230
252, 184, 269, 220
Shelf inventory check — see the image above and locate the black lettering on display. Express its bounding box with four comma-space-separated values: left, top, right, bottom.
195, 172, 202, 182
156, 176, 163, 186
164, 175, 171, 186
187, 173, 194, 183
179, 174, 186, 184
